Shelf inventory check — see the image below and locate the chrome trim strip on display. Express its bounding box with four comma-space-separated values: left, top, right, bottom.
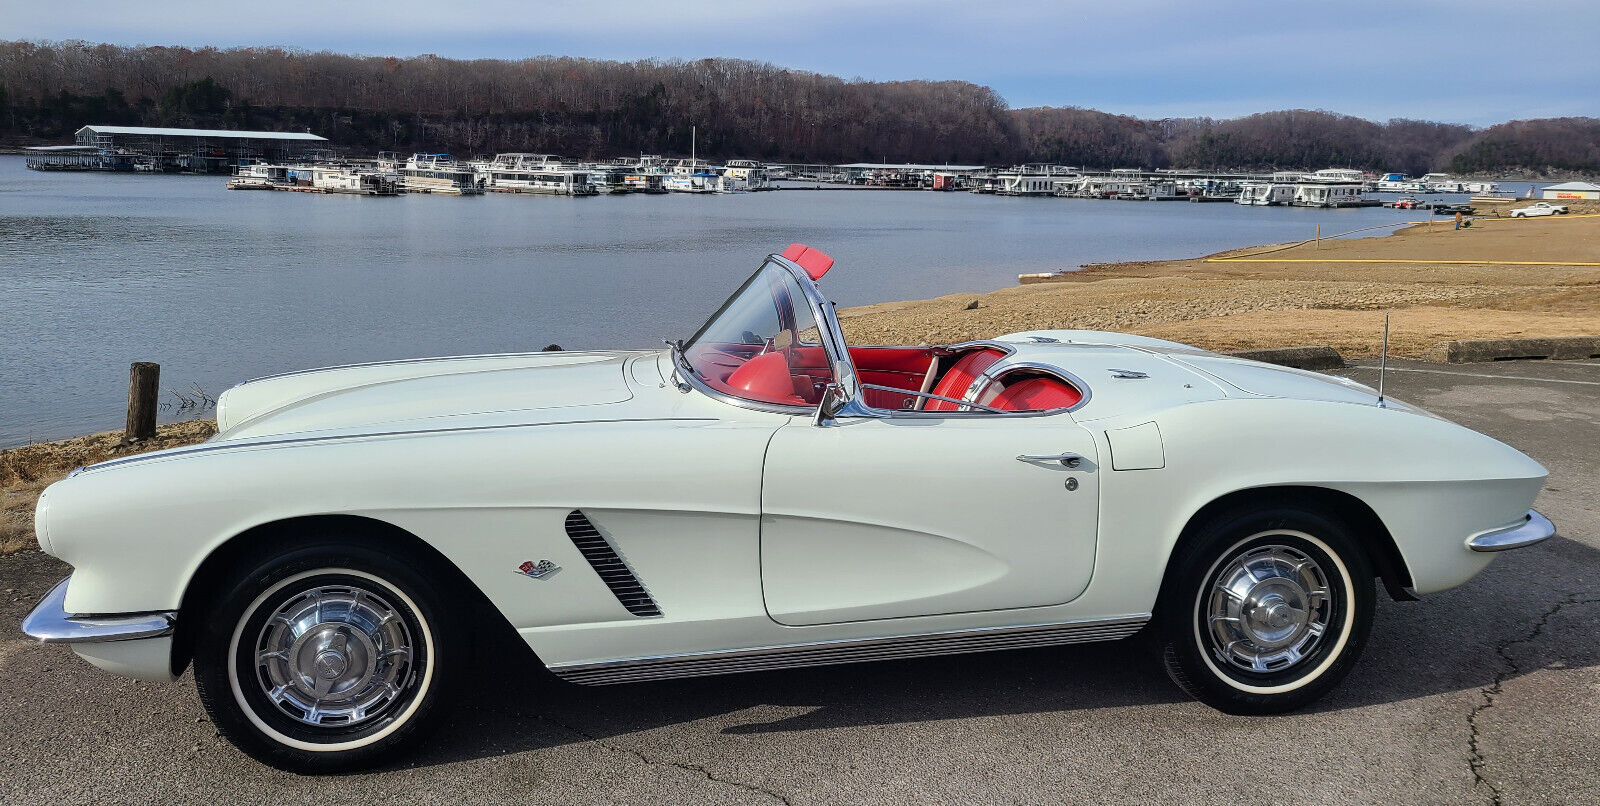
671, 358, 813, 417
674, 255, 859, 417
75, 417, 716, 474
1467, 509, 1556, 552
548, 615, 1149, 685
960, 359, 1093, 414
21, 578, 176, 644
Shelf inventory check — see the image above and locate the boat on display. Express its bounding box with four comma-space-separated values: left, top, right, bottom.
1419, 173, 1468, 193
226, 162, 282, 190
664, 127, 726, 194
305, 165, 401, 195
1292, 180, 1368, 208
1235, 180, 1296, 206
623, 172, 668, 193
664, 160, 724, 193
479, 154, 596, 196
1375, 173, 1411, 192
721, 159, 772, 191
996, 165, 1077, 196
398, 154, 485, 195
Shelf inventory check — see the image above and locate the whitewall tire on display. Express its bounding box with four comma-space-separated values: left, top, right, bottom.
193, 543, 462, 772
1157, 506, 1374, 714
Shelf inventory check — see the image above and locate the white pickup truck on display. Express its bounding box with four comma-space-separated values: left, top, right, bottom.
1510, 201, 1570, 218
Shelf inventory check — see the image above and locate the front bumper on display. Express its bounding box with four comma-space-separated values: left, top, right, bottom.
1467, 510, 1557, 553
20, 577, 176, 643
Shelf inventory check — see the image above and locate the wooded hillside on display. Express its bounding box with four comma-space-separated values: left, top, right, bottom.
1, 41, 1594, 175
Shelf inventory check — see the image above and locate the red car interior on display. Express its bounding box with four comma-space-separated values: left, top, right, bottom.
693, 342, 1081, 413
988, 376, 1083, 410
923, 348, 1006, 411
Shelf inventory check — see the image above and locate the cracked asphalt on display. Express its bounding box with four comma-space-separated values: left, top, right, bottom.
2, 358, 1596, 805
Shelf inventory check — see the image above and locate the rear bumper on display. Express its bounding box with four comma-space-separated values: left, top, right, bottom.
20, 577, 176, 643
1467, 510, 1556, 553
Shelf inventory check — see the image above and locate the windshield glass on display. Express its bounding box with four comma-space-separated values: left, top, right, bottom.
681, 260, 834, 407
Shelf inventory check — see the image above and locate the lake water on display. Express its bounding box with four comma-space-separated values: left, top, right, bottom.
0, 155, 1538, 446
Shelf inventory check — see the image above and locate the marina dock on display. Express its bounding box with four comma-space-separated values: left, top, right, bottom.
24, 123, 1517, 208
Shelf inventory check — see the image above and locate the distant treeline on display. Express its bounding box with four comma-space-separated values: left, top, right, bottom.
2, 41, 1597, 176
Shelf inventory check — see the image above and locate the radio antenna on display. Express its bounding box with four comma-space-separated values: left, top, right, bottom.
1377, 312, 1389, 407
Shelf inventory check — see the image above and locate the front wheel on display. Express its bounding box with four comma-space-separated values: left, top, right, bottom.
193, 543, 461, 772
1156, 507, 1373, 714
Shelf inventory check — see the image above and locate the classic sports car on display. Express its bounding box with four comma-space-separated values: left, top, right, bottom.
24, 244, 1554, 772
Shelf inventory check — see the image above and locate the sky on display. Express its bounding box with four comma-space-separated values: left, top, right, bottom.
3, 0, 1596, 126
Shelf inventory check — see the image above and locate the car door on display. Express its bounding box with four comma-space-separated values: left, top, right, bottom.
759, 413, 1101, 626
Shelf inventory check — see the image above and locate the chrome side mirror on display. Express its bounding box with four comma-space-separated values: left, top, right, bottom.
813, 383, 847, 427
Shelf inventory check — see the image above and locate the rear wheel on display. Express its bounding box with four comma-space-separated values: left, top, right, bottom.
1156, 506, 1373, 714
193, 543, 461, 772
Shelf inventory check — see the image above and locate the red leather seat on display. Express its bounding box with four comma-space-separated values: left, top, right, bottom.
923, 349, 1005, 411
723, 352, 806, 406
990, 378, 1082, 411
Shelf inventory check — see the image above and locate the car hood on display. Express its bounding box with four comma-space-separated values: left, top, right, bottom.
215, 351, 639, 441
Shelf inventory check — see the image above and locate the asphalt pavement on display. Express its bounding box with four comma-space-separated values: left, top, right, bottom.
2, 358, 1596, 805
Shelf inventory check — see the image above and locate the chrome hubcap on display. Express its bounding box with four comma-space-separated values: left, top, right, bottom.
1204, 543, 1332, 673
253, 584, 415, 727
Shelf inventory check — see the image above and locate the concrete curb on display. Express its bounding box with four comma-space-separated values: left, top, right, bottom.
1226, 346, 1345, 371
1425, 337, 1600, 363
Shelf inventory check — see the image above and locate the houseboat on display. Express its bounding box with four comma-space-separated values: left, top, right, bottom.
1292, 181, 1367, 208
623, 172, 668, 193
995, 165, 1076, 196
1236, 180, 1297, 206
397, 153, 485, 195
664, 159, 723, 193
305, 165, 401, 195
226, 162, 282, 190
720, 159, 771, 191
1420, 173, 1468, 193
1375, 173, 1411, 192
477, 154, 596, 195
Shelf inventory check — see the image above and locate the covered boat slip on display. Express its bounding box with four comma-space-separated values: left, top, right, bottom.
28, 125, 330, 173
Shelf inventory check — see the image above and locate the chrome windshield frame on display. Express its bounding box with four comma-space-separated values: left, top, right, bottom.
672, 255, 860, 416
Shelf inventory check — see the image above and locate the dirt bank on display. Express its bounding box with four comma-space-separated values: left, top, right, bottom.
840, 203, 1600, 355
1, 420, 216, 555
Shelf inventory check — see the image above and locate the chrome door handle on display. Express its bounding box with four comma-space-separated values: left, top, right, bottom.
1016, 453, 1084, 468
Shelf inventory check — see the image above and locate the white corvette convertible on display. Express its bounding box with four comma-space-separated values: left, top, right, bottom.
24, 244, 1553, 771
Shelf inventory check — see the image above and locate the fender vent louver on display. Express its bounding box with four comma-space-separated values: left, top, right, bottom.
564, 510, 662, 617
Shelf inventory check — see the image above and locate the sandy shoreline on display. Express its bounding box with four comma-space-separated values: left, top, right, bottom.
841, 202, 1600, 357
6, 207, 1600, 554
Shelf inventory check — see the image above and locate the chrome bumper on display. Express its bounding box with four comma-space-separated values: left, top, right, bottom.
1467, 510, 1557, 553
20, 578, 176, 644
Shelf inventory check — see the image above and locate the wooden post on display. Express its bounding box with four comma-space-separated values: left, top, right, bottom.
124, 362, 159, 443
1315, 224, 1321, 249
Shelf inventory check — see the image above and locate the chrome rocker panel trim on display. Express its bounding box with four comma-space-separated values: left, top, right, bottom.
1467, 509, 1556, 552
21, 578, 177, 644
549, 614, 1150, 685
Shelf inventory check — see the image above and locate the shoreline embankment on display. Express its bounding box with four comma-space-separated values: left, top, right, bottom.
838, 201, 1600, 358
